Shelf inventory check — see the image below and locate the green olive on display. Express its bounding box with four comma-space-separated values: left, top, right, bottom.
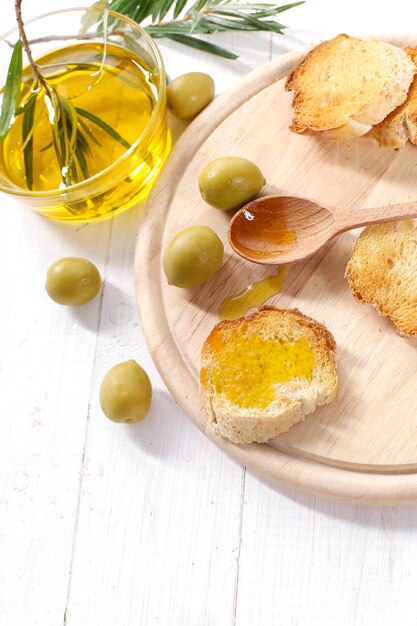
99, 360, 152, 424
199, 156, 265, 211
163, 226, 223, 288
167, 72, 215, 120
45, 257, 102, 306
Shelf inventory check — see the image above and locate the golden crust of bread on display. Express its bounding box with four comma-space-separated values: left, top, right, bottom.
346, 221, 417, 335
200, 306, 338, 445
372, 47, 417, 148
285, 34, 415, 139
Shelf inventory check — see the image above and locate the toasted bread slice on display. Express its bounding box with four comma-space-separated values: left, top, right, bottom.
200, 306, 338, 444
285, 34, 415, 140
372, 47, 417, 148
346, 221, 417, 335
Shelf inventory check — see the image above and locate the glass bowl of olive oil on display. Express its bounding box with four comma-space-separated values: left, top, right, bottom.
0, 8, 170, 221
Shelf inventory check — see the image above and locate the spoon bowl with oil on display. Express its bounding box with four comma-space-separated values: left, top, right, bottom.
229, 195, 417, 265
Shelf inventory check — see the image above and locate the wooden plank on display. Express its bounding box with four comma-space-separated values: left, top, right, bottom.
0, 199, 112, 624
235, 479, 417, 625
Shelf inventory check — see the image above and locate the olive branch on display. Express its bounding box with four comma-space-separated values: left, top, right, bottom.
0, 0, 303, 189
0, 0, 131, 190
89, 0, 305, 59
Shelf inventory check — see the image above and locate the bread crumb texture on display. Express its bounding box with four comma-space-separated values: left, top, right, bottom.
285, 34, 415, 137
200, 307, 338, 444
346, 220, 417, 335
372, 47, 417, 148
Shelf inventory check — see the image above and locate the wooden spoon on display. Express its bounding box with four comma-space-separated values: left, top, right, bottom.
228, 195, 417, 265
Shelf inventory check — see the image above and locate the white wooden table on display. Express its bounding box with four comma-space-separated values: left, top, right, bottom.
1, 2, 417, 625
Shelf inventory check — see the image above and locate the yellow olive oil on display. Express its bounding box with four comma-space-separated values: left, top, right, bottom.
219, 266, 287, 320
0, 42, 170, 220
205, 332, 315, 410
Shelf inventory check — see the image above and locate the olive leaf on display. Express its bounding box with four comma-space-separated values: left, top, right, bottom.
173, 0, 189, 19
0, 40, 23, 143
76, 107, 131, 151
47, 91, 93, 186
151, 32, 238, 59
80, 0, 109, 35
22, 87, 37, 190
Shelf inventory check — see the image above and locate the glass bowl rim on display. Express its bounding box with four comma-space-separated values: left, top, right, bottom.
0, 6, 167, 198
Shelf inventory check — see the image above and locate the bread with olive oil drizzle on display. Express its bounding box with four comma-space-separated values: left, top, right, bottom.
200, 306, 338, 444
285, 34, 415, 140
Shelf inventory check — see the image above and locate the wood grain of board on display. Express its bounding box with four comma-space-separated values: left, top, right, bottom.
135, 36, 417, 504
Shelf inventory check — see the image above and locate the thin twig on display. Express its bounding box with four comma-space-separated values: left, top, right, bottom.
14, 0, 49, 92
7, 33, 97, 47
4, 29, 128, 49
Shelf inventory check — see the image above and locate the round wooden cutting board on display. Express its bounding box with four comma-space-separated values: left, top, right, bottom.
135, 35, 417, 504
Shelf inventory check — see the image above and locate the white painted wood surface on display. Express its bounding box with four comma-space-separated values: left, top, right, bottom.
1, 1, 417, 624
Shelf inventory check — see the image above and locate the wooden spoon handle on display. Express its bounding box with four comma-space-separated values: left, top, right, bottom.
334, 201, 417, 232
